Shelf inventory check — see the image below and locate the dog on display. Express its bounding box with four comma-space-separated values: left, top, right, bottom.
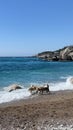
28, 85, 38, 93
37, 84, 50, 94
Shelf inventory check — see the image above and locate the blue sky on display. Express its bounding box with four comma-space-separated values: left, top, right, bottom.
0, 0, 73, 56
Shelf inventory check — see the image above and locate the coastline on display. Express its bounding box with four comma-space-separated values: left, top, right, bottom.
0, 90, 73, 129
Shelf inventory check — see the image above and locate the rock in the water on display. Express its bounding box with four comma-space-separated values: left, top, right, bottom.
8, 84, 22, 92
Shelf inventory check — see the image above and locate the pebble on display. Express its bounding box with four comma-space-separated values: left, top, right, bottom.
37, 124, 73, 130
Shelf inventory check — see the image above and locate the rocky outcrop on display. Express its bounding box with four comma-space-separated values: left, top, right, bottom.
36, 46, 73, 61
8, 84, 22, 92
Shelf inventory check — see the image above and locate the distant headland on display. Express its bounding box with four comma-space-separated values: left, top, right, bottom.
36, 45, 73, 61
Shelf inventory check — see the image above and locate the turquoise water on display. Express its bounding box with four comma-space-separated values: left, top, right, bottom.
0, 57, 73, 103
0, 57, 73, 88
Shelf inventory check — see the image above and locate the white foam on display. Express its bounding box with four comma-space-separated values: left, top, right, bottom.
50, 76, 73, 91
0, 88, 31, 104
0, 76, 73, 104
60, 76, 70, 79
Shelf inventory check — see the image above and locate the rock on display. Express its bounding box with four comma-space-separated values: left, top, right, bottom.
68, 52, 73, 60
8, 84, 22, 92
60, 46, 73, 60
52, 56, 59, 61
36, 45, 73, 61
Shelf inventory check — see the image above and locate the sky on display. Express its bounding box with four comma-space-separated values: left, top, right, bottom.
0, 0, 73, 56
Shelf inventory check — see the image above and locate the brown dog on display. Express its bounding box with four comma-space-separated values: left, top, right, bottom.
37, 84, 50, 94
28, 85, 38, 93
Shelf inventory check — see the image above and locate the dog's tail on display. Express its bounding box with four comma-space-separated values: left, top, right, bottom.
47, 84, 49, 88
46, 84, 50, 92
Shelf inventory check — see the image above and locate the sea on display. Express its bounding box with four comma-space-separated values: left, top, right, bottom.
0, 57, 73, 104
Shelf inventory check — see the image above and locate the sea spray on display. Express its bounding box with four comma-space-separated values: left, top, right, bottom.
0, 76, 73, 104
0, 88, 31, 104
50, 76, 73, 91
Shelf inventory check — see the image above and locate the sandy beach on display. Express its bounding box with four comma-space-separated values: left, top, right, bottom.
0, 90, 73, 130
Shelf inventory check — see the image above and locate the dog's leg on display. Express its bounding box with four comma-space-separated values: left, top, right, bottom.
41, 90, 43, 94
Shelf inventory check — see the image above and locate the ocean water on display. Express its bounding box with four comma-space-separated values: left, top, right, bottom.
0, 57, 73, 103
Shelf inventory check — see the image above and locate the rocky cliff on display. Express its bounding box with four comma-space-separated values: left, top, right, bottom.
36, 46, 73, 61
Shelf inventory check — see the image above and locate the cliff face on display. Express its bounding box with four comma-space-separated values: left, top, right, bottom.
36, 46, 73, 61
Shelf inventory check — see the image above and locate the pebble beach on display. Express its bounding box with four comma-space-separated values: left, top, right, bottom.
0, 90, 73, 130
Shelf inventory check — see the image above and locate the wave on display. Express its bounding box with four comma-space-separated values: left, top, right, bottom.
60, 76, 70, 80
0, 76, 73, 104
0, 88, 31, 104
50, 76, 73, 91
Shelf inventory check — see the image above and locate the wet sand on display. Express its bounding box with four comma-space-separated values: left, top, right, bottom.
0, 90, 73, 129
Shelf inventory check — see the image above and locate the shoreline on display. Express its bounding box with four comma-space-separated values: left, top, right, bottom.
0, 90, 73, 129
0, 89, 72, 107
